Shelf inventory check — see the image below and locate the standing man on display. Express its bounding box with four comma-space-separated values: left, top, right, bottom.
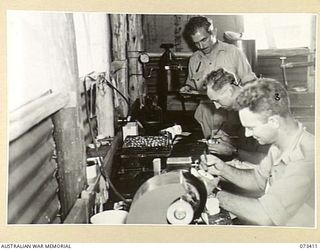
201, 78, 315, 226
181, 16, 256, 138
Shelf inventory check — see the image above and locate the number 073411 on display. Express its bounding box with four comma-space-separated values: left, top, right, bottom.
300, 244, 318, 248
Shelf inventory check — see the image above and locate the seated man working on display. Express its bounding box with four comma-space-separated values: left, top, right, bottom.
203, 68, 269, 164
201, 78, 315, 227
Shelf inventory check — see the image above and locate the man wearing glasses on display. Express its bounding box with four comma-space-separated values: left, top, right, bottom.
200, 78, 315, 227
203, 68, 269, 164
181, 16, 256, 139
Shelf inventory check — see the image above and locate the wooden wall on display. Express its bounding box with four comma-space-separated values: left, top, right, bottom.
143, 15, 244, 53
142, 14, 315, 93
141, 14, 314, 128
257, 48, 311, 91
257, 48, 315, 134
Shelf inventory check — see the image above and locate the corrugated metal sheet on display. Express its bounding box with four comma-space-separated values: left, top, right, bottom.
8, 118, 61, 224
33, 196, 61, 224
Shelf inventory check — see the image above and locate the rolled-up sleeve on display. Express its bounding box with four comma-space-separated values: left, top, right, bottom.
185, 57, 194, 86
258, 161, 313, 226
233, 48, 257, 84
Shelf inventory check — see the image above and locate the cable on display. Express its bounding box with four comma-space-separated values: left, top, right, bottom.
83, 73, 129, 204
99, 75, 132, 117
100, 154, 129, 204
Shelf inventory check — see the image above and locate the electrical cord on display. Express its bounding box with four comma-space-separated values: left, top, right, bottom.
99, 74, 131, 118
100, 150, 130, 204
83, 73, 130, 204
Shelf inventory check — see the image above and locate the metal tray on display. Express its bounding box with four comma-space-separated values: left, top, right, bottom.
120, 135, 172, 158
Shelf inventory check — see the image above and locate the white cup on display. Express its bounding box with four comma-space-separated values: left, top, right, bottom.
206, 197, 220, 215
86, 161, 97, 181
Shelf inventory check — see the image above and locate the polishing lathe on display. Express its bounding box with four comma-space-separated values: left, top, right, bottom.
126, 170, 207, 224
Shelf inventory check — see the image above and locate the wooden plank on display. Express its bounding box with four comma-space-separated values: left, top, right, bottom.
53, 107, 87, 221
9, 92, 69, 142
148, 52, 192, 57
47, 14, 87, 221
258, 47, 311, 57
81, 188, 97, 221
174, 15, 184, 52
110, 14, 129, 117
63, 199, 88, 224
64, 188, 96, 224
96, 76, 115, 137
102, 132, 122, 177
128, 14, 145, 105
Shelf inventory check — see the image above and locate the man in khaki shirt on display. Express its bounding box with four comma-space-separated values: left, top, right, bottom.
201, 78, 315, 226
203, 68, 269, 164
181, 16, 256, 138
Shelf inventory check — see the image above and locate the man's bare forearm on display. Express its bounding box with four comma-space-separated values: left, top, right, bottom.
220, 164, 262, 191
217, 191, 273, 226
238, 149, 266, 164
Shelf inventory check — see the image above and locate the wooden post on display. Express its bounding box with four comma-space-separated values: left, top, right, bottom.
51, 14, 86, 220
110, 14, 129, 117
96, 74, 115, 137
91, 15, 115, 137
128, 14, 146, 105
174, 15, 183, 52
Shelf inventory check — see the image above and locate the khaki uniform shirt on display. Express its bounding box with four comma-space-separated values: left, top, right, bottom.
185, 40, 256, 90
255, 123, 315, 227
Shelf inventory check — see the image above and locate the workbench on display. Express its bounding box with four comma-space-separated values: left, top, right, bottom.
109, 131, 243, 225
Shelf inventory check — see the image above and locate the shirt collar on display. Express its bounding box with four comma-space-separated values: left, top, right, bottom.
272, 122, 306, 165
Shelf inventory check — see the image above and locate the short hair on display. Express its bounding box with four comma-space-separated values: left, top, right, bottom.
234, 78, 291, 118
184, 16, 214, 37
202, 68, 238, 91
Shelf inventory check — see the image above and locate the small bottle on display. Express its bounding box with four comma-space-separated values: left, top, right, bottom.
153, 158, 161, 176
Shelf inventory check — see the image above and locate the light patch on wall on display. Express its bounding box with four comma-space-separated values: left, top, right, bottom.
7, 11, 79, 111
7, 11, 54, 112
73, 13, 111, 77
243, 14, 314, 50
